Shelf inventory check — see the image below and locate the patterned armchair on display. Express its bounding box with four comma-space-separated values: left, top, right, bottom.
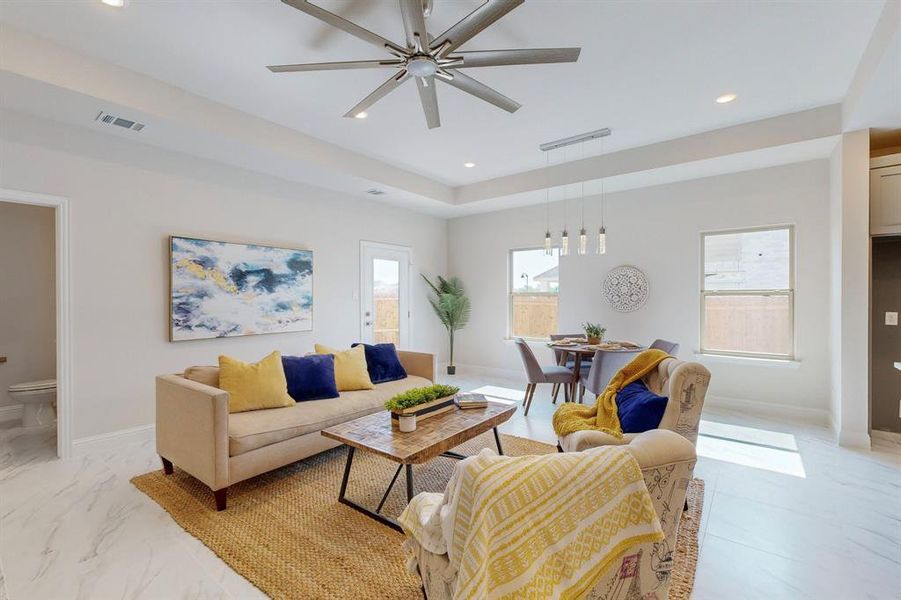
405, 430, 697, 599
561, 358, 711, 452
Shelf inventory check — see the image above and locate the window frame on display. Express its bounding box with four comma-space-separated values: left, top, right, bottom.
699, 225, 795, 360
507, 246, 559, 341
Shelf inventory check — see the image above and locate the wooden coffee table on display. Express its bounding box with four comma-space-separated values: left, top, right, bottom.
321, 400, 516, 532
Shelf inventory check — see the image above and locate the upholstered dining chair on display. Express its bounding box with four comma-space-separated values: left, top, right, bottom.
649, 339, 680, 355
549, 333, 589, 402
578, 349, 643, 402
514, 338, 575, 416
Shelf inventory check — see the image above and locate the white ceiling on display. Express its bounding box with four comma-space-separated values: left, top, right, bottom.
0, 0, 885, 187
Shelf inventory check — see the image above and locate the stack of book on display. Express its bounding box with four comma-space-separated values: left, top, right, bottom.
455, 393, 488, 409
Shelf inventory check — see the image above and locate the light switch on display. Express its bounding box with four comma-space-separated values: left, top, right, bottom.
887, 311, 899, 326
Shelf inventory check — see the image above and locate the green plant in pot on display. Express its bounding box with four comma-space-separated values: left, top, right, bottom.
422, 275, 471, 375
582, 322, 607, 344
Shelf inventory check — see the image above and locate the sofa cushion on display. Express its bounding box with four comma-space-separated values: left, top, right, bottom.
228, 375, 431, 456
352, 342, 407, 384
282, 354, 340, 402
313, 344, 374, 391
183, 365, 219, 388
219, 351, 295, 413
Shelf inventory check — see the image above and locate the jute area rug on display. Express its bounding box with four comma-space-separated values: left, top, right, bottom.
132, 432, 702, 600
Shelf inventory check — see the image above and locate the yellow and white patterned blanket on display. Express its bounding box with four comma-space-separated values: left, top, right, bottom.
399, 446, 663, 600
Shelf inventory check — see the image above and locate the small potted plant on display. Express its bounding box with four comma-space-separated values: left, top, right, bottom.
385, 384, 461, 431
582, 322, 607, 345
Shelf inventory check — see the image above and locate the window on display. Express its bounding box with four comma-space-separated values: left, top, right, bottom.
701, 226, 794, 359
509, 248, 559, 339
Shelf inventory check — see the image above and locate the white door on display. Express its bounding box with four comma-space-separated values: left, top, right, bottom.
361, 242, 411, 348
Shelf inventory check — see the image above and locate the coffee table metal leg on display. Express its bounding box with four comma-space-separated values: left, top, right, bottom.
493, 427, 504, 455
376, 463, 404, 514
405, 464, 414, 502
337, 446, 404, 533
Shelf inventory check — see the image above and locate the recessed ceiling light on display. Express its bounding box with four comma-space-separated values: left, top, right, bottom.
354, 111, 367, 119
716, 93, 737, 104
464, 162, 476, 168
101, 0, 124, 6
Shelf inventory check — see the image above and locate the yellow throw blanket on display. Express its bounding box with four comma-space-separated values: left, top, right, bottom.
399, 446, 663, 600
552, 349, 671, 439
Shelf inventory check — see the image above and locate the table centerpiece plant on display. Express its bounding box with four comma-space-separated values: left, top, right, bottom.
582, 322, 607, 345
385, 384, 460, 431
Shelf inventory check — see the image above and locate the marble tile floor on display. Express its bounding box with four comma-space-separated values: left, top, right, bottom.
0, 372, 898, 599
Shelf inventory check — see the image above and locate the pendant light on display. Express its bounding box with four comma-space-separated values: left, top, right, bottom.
597, 137, 608, 255
560, 147, 569, 256
544, 150, 553, 255
578, 141, 587, 255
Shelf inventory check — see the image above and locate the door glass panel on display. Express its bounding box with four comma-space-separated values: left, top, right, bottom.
373, 258, 400, 345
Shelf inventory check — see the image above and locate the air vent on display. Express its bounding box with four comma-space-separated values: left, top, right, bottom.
365, 188, 385, 196
95, 111, 145, 132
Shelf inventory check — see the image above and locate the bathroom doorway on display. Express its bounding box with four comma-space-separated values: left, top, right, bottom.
0, 189, 70, 459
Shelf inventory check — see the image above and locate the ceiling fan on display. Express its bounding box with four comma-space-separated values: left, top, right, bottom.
268, 0, 581, 129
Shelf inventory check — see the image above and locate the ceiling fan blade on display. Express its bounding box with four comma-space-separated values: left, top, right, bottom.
268, 59, 403, 73
416, 77, 441, 129
442, 70, 521, 113
454, 48, 581, 68
430, 0, 524, 53
281, 0, 404, 53
343, 71, 410, 118
399, 0, 428, 51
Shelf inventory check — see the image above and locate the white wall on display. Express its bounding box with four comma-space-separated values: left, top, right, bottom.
0, 112, 448, 440
0, 201, 55, 409
829, 130, 872, 447
449, 160, 833, 420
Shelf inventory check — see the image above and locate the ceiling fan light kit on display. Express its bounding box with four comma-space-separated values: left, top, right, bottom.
269, 0, 581, 129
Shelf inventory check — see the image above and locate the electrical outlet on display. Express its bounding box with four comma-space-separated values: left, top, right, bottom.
886, 312, 899, 326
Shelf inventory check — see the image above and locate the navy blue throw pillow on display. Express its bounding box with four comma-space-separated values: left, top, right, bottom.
282, 354, 340, 402
351, 342, 407, 384
616, 380, 668, 433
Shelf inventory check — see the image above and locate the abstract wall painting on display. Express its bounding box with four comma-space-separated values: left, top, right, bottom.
170, 236, 313, 341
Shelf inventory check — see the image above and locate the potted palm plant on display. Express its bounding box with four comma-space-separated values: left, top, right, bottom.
422, 275, 471, 375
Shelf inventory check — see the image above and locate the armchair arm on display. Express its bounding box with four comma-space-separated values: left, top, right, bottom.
558, 430, 636, 452
398, 350, 435, 382
155, 374, 230, 490
658, 361, 710, 444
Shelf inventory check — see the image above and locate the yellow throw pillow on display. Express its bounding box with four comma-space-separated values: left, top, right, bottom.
218, 351, 295, 413
314, 344, 374, 391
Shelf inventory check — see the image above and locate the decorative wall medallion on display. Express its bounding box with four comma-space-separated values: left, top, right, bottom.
603, 265, 649, 312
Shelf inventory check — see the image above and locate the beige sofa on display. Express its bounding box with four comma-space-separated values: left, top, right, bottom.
156, 350, 435, 510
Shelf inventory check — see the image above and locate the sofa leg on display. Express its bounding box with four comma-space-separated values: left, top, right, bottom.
214, 488, 228, 511
556, 443, 564, 453
161, 457, 173, 475
684, 498, 689, 512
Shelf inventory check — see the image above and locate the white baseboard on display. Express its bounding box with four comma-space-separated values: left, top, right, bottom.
0, 404, 24, 423
838, 429, 871, 449
72, 424, 155, 457
704, 394, 831, 428
446, 363, 523, 382
872, 429, 901, 444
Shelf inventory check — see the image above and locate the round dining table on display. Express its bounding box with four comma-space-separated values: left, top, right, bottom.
548, 342, 646, 402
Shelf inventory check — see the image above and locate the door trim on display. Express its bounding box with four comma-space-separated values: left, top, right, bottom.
359, 241, 413, 348
0, 188, 72, 459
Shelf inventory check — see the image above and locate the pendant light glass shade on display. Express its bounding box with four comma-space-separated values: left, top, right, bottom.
597, 226, 607, 255
544, 230, 553, 255
578, 227, 587, 255
560, 229, 569, 256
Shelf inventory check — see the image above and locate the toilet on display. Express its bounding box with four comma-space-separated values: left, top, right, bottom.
8, 379, 57, 428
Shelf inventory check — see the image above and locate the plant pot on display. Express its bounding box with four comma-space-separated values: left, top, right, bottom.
586, 337, 601, 345
398, 415, 417, 432
447, 365, 456, 375
391, 394, 456, 425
